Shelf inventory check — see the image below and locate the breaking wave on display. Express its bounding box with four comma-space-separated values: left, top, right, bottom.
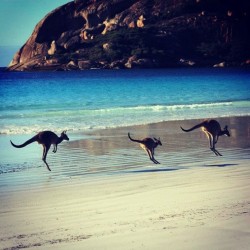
1, 100, 249, 135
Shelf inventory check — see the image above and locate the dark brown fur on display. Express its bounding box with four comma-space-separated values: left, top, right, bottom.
128, 132, 162, 164
181, 119, 230, 156
10, 131, 69, 171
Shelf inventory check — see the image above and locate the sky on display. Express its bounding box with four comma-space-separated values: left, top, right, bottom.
0, 0, 72, 66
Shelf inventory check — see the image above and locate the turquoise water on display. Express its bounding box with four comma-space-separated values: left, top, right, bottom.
0, 68, 250, 135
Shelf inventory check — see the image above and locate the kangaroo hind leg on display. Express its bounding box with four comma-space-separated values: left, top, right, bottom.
210, 136, 222, 156
52, 144, 57, 153
144, 148, 155, 164
213, 148, 222, 156
152, 157, 160, 164
147, 149, 160, 164
204, 131, 219, 156
42, 145, 51, 171
152, 148, 160, 164
151, 150, 160, 164
212, 142, 222, 156
213, 136, 222, 156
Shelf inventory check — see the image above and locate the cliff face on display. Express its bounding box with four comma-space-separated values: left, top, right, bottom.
8, 0, 250, 71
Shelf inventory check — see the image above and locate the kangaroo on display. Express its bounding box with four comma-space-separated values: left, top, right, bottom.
180, 119, 230, 156
10, 131, 69, 171
128, 132, 162, 164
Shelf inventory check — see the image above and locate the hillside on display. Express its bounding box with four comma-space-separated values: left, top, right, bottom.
8, 0, 250, 71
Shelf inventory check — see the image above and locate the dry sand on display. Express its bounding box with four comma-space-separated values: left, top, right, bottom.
0, 116, 249, 250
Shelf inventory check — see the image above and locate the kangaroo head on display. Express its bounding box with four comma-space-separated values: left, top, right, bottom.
223, 126, 230, 137
61, 130, 69, 141
154, 137, 162, 146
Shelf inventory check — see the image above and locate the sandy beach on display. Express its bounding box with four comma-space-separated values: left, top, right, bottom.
0, 116, 250, 250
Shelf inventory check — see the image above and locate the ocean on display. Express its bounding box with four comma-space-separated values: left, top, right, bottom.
0, 68, 250, 135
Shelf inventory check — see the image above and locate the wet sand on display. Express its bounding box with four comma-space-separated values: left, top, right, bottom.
0, 116, 250, 249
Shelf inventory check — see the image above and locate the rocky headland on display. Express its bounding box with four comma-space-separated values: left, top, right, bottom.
7, 0, 250, 71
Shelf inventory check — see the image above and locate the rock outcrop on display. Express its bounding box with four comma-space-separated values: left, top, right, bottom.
8, 0, 250, 71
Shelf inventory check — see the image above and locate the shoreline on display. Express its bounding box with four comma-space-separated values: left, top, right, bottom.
2, 113, 249, 136
0, 115, 250, 249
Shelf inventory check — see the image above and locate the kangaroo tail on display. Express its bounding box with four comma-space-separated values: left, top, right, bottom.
180, 121, 206, 132
10, 136, 37, 148
128, 133, 142, 143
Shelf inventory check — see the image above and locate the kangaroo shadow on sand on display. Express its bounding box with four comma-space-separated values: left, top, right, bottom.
126, 167, 186, 174
204, 163, 238, 168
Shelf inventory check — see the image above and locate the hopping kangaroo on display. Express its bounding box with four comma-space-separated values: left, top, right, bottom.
128, 132, 162, 164
180, 119, 230, 156
10, 131, 69, 171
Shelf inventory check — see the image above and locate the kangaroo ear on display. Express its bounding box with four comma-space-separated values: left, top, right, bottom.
153, 137, 157, 141
224, 125, 228, 130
